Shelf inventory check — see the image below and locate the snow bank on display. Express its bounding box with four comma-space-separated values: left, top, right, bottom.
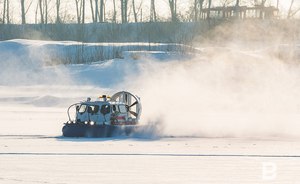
0, 39, 197, 86
0, 39, 198, 85
0, 39, 198, 64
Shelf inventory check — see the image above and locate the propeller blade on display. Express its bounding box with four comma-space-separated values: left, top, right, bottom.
129, 111, 138, 117
129, 101, 138, 108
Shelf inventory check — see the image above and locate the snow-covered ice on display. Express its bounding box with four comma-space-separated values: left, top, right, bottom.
1, 39, 300, 183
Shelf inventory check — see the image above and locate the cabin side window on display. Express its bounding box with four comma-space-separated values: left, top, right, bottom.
112, 105, 118, 113
118, 105, 127, 113
100, 104, 111, 114
94, 105, 99, 113
86, 105, 100, 114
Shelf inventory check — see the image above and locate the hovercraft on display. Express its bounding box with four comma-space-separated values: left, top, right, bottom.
62, 91, 142, 137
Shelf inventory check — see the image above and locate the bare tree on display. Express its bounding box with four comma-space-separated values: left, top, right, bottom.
112, 0, 116, 22
2, 0, 10, 24
234, 0, 240, 17
261, 0, 266, 6
131, 0, 143, 22
287, 0, 300, 18
287, 0, 294, 18
121, 0, 128, 23
95, 0, 98, 22
194, 0, 198, 21
45, 0, 48, 23
220, 0, 234, 6
35, 2, 38, 23
2, 0, 5, 24
90, 0, 95, 22
194, 0, 204, 21
74, 0, 86, 23
75, 0, 80, 23
38, 0, 44, 23
207, 0, 212, 19
82, 0, 85, 23
56, 0, 60, 23
199, 0, 204, 19
21, 0, 26, 24
99, 0, 104, 22
38, 0, 48, 24
150, 0, 156, 22
168, 0, 177, 22
259, 0, 266, 18
7, 0, 9, 23
132, 0, 137, 22
75, 0, 84, 23
91, 0, 104, 22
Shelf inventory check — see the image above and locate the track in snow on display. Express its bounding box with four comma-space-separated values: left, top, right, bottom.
1, 152, 300, 158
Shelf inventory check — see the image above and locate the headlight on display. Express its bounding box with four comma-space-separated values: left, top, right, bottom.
90, 121, 95, 126
84, 121, 88, 125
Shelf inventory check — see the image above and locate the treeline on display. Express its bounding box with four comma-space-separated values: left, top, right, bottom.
0, 0, 298, 25
0, 21, 212, 43
1, 19, 299, 44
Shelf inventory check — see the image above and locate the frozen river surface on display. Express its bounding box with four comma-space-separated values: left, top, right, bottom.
1, 104, 299, 184
1, 130, 300, 183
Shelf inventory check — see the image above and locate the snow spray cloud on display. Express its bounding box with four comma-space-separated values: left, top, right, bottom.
0, 40, 73, 86
0, 40, 113, 108
125, 21, 300, 138
126, 50, 300, 138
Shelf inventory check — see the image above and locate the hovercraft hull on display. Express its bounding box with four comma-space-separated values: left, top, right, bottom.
62, 123, 136, 138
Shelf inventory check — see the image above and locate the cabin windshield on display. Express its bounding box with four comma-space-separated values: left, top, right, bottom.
78, 104, 87, 113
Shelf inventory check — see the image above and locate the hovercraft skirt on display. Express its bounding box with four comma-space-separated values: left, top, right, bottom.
62, 123, 135, 137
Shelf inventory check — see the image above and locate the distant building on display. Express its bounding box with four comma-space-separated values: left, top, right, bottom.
200, 5, 279, 20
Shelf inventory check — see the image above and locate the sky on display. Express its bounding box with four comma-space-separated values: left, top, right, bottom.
1, 0, 299, 24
